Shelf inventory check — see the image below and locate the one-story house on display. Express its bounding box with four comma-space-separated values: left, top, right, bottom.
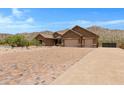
35, 25, 99, 47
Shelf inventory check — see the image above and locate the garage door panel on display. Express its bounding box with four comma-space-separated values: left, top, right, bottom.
64, 39, 79, 47
85, 39, 93, 47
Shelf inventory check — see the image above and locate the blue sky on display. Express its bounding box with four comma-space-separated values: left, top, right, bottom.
0, 8, 124, 34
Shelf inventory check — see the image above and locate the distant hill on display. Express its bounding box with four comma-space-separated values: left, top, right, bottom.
87, 26, 124, 36
87, 26, 124, 45
0, 31, 54, 41
0, 33, 12, 40
0, 26, 124, 45
16, 31, 54, 40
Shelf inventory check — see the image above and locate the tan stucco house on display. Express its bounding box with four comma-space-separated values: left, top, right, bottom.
35, 25, 99, 47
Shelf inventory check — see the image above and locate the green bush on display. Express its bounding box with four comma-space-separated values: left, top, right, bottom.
0, 39, 6, 45
30, 39, 41, 46
5, 35, 29, 47
4, 34, 41, 48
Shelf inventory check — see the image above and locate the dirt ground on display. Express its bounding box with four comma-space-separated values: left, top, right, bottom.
52, 48, 124, 85
0, 46, 93, 85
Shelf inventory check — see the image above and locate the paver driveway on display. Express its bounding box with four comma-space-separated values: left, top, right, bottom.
52, 48, 124, 85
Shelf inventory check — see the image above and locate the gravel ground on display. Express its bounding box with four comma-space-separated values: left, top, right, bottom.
0, 47, 93, 85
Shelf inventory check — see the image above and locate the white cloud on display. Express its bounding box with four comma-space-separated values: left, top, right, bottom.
47, 20, 91, 26
48, 19, 124, 27
0, 14, 36, 26
99, 20, 124, 25
0, 14, 13, 24
26, 17, 34, 23
40, 19, 124, 31
0, 9, 43, 34
12, 8, 24, 18
6, 24, 40, 28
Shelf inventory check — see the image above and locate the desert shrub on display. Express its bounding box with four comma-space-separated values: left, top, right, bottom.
30, 39, 41, 46
5, 35, 29, 47
20, 39, 30, 48
0, 39, 6, 45
5, 36, 16, 47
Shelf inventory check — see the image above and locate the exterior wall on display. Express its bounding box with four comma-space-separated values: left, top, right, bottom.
45, 39, 55, 46
62, 30, 81, 39
62, 30, 81, 47
35, 34, 55, 46
72, 26, 99, 37
93, 37, 99, 47
82, 39, 85, 47
83, 37, 98, 47
53, 32, 62, 38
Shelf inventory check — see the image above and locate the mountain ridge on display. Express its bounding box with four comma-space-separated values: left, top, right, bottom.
1, 26, 124, 42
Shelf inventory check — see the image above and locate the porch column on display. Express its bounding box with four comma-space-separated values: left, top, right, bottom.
81, 37, 83, 47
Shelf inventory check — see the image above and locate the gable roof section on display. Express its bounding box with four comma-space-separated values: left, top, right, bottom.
53, 32, 62, 36
62, 29, 82, 37
56, 29, 69, 35
35, 33, 54, 39
72, 25, 99, 37
71, 30, 82, 36
42, 33, 54, 38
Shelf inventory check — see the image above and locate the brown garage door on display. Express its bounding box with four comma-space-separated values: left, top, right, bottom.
85, 39, 93, 47
64, 39, 79, 47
